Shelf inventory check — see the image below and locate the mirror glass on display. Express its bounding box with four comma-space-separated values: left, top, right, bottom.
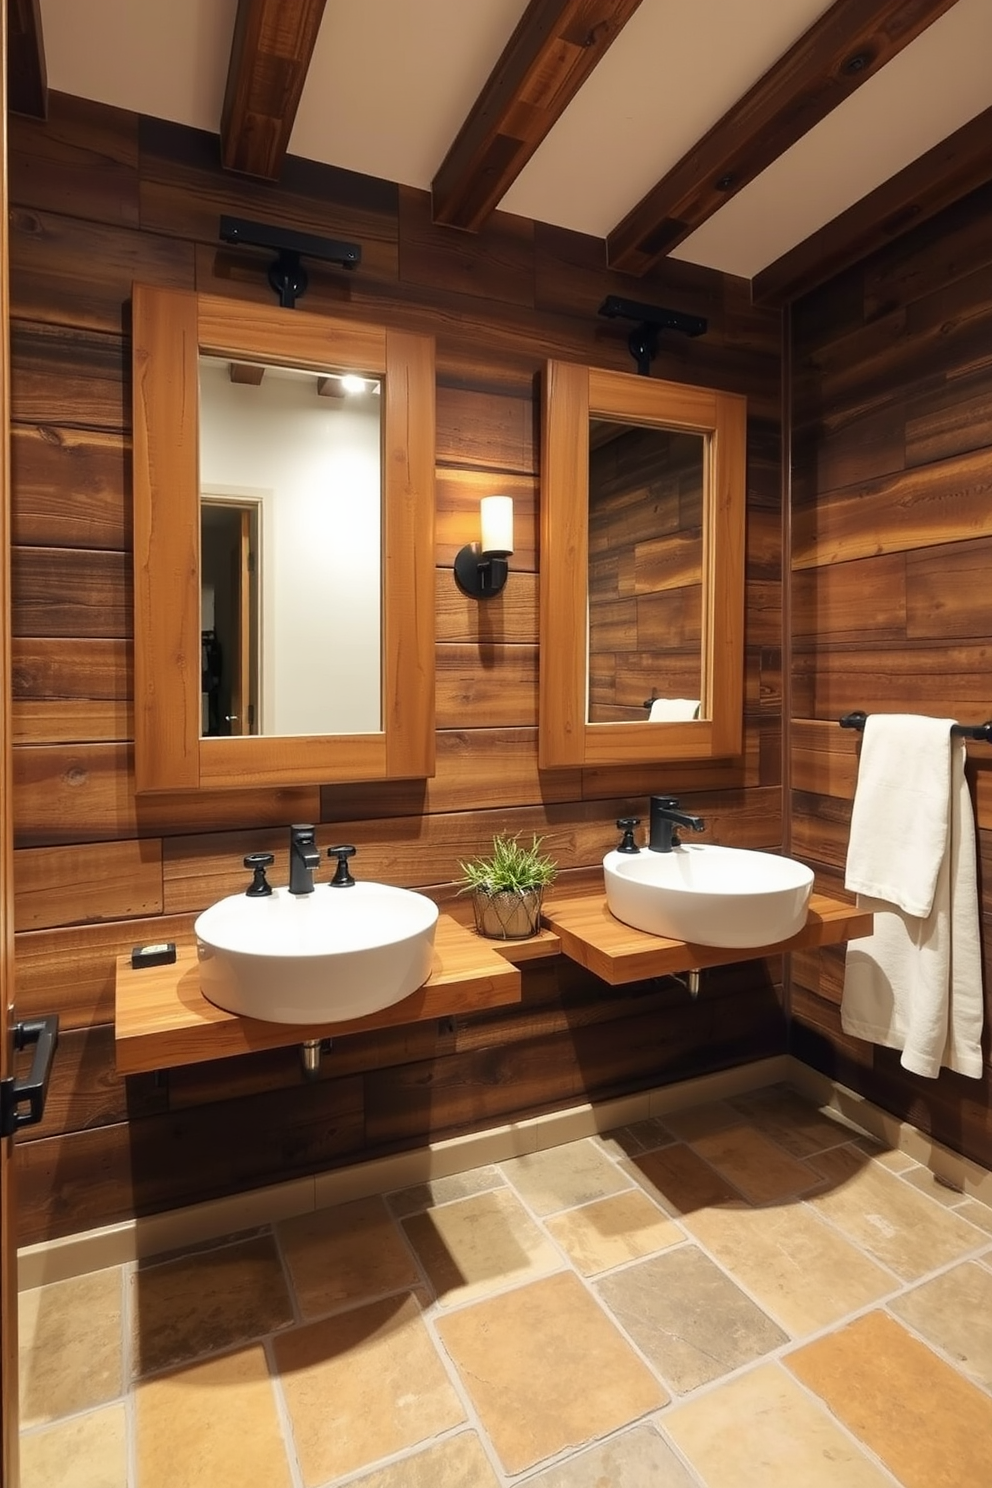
198, 355, 382, 738
587, 420, 705, 725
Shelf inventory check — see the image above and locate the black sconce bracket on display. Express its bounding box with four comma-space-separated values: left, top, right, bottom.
453, 545, 509, 599
219, 215, 362, 309
598, 294, 708, 375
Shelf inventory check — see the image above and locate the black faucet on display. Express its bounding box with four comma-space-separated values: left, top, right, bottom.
649, 796, 706, 853
288, 823, 321, 894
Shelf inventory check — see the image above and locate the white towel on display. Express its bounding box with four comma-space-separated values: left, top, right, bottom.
648, 698, 700, 722
841, 714, 983, 1079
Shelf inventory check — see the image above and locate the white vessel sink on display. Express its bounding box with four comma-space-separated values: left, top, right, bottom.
195, 883, 439, 1024
604, 843, 814, 949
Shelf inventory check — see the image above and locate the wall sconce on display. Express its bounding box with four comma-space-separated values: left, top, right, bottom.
454, 496, 514, 599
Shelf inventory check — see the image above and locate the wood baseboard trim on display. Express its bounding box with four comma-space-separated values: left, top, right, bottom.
787, 1061, 992, 1210
18, 1054, 793, 1290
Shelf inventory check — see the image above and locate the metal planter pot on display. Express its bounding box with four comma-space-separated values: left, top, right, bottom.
471, 886, 543, 940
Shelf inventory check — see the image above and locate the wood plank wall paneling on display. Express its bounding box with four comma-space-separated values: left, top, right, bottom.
7, 92, 784, 1244
790, 178, 992, 1168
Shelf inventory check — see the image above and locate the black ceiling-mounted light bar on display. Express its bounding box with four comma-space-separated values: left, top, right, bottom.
598, 294, 708, 375
219, 215, 362, 309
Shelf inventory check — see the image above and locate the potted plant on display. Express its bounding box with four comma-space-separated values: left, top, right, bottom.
458, 832, 558, 940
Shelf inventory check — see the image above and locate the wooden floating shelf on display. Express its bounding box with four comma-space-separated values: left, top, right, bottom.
115, 892, 866, 1075
115, 913, 522, 1075
542, 891, 872, 987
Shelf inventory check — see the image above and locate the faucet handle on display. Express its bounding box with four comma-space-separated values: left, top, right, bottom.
327, 845, 356, 887
615, 818, 641, 854
243, 852, 274, 897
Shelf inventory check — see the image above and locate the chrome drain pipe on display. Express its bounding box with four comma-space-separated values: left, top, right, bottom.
300, 1039, 323, 1080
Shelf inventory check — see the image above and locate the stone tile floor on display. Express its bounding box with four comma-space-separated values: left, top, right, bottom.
18, 1083, 992, 1487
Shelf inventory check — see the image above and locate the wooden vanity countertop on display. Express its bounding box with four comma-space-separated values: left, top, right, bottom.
115, 911, 522, 1074
541, 890, 872, 986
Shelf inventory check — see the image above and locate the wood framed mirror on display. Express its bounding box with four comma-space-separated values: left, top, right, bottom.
539, 360, 746, 768
132, 284, 435, 792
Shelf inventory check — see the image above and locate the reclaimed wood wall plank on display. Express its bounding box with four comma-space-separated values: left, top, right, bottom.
790, 180, 992, 1175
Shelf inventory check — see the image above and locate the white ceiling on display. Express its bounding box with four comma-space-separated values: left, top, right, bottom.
36, 0, 992, 281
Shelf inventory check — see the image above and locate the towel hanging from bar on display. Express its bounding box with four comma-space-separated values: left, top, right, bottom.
841, 714, 984, 1079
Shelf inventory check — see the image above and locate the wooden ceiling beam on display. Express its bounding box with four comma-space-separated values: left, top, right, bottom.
752, 101, 992, 306
7, 0, 47, 118
220, 0, 327, 180
607, 0, 959, 277
431, 0, 644, 233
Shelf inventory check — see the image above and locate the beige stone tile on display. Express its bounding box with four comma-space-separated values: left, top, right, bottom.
729, 1084, 855, 1158
386, 1164, 506, 1218
274, 1292, 464, 1485
954, 1198, 992, 1236
132, 1233, 294, 1377
18, 1267, 123, 1428
661, 1100, 743, 1142
400, 1185, 562, 1306
595, 1246, 787, 1394
683, 1196, 894, 1336
135, 1343, 292, 1488
20, 1403, 128, 1488
348, 1432, 500, 1487
276, 1195, 420, 1319
787, 1310, 992, 1488
436, 1271, 666, 1476
852, 1135, 918, 1172
899, 1163, 966, 1206
666, 1361, 892, 1487
594, 1116, 674, 1159
890, 1261, 992, 1393
689, 1124, 820, 1204
544, 1189, 684, 1276
499, 1137, 632, 1214
525, 1422, 699, 1487
619, 1142, 739, 1217
808, 1145, 986, 1280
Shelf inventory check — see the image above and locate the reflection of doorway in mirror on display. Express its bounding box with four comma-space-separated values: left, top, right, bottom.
198, 357, 382, 737
587, 422, 705, 724
201, 497, 261, 737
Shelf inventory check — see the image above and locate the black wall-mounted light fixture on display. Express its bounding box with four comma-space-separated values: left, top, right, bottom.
598, 294, 708, 375
453, 496, 514, 599
219, 215, 362, 309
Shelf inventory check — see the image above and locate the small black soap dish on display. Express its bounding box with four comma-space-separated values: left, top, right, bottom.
131, 942, 177, 969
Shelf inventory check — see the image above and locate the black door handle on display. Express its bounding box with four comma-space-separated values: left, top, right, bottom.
1, 1015, 59, 1136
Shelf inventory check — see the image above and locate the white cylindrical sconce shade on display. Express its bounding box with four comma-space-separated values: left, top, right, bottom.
480, 495, 514, 556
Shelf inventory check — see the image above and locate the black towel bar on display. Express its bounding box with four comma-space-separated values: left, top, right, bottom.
839, 711, 992, 743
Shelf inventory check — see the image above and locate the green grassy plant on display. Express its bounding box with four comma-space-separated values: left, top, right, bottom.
458, 833, 558, 894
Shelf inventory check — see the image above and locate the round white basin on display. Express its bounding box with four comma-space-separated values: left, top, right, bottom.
604, 843, 814, 949
195, 882, 439, 1024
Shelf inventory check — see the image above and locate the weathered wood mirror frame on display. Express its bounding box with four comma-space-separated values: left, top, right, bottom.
539, 360, 746, 768
132, 284, 436, 792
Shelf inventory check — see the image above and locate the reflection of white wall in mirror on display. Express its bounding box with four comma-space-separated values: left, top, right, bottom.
199, 361, 381, 736
480, 494, 514, 555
